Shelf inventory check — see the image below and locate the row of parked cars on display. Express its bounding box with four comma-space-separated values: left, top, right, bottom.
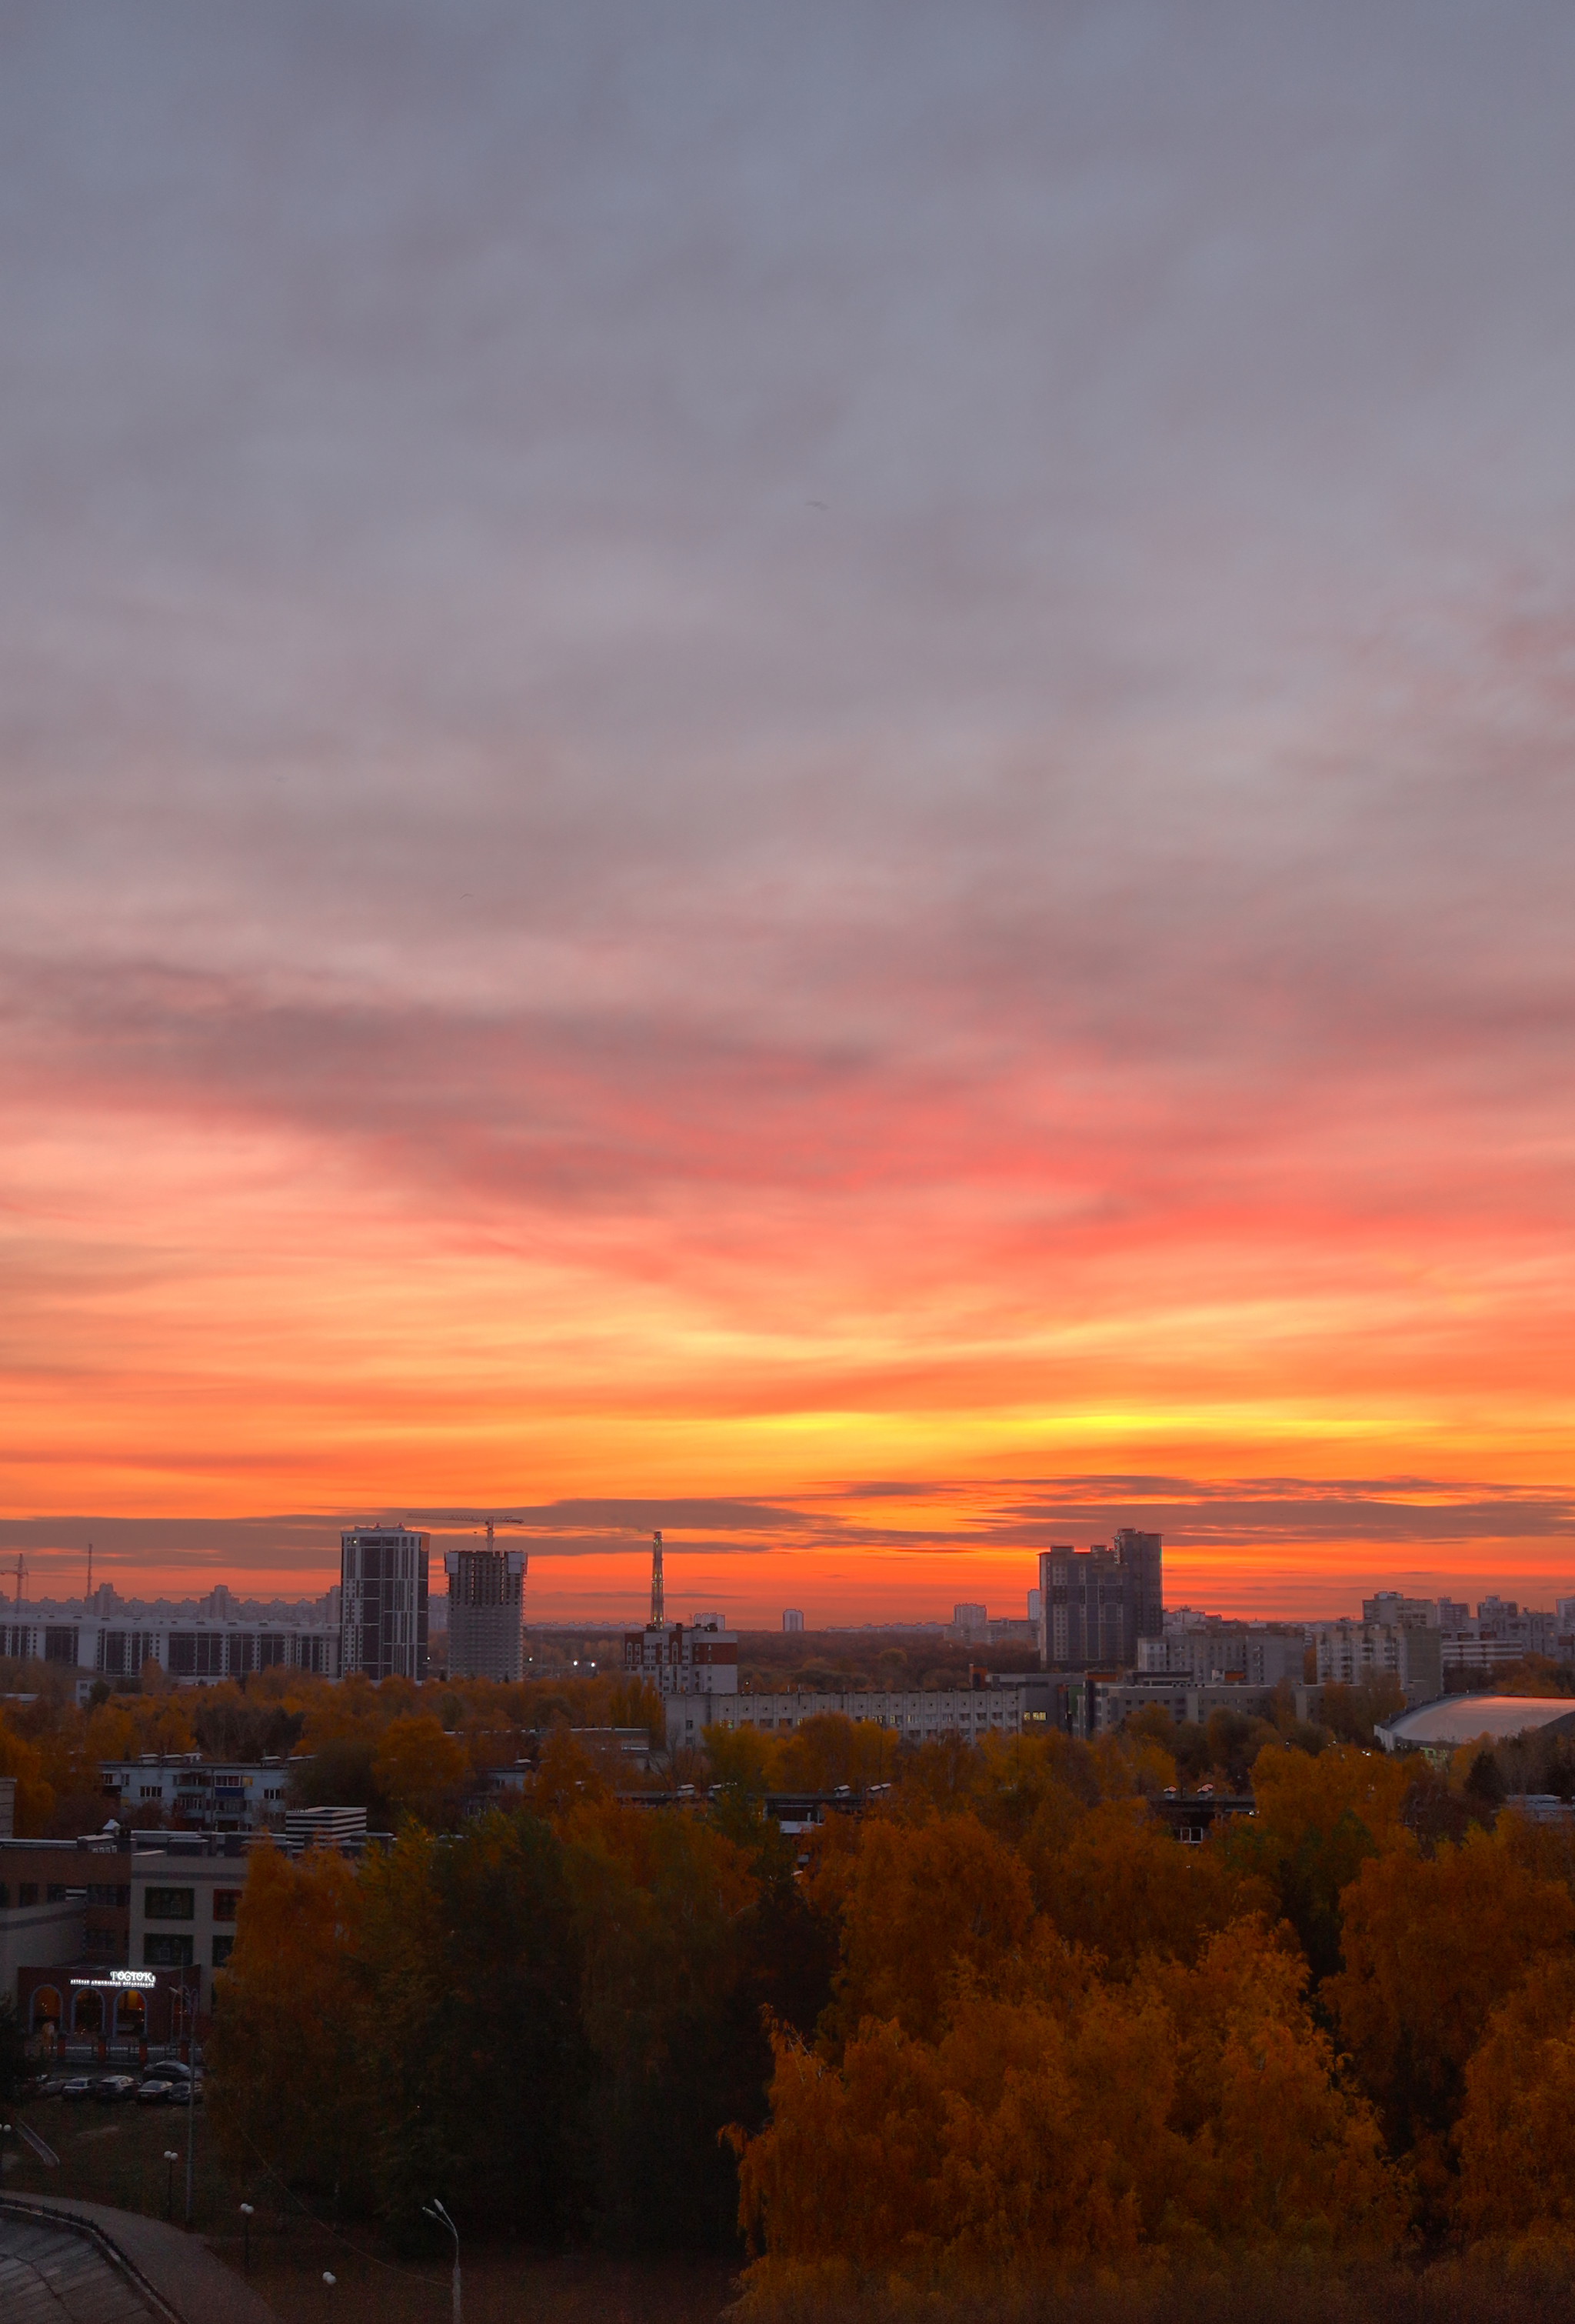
38, 2061, 202, 2107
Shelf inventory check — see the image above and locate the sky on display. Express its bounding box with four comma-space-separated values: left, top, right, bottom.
4, 2, 1575, 1625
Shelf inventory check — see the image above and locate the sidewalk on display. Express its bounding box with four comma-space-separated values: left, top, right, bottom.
1, 2193, 281, 2324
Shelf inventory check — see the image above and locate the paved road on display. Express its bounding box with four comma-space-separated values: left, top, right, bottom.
0, 2208, 160, 2321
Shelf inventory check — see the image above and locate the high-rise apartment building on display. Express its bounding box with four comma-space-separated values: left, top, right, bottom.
1037, 1531, 1164, 1671
443, 1545, 526, 1682
782, 1609, 805, 1632
952, 1602, 989, 1641
341, 1527, 430, 1681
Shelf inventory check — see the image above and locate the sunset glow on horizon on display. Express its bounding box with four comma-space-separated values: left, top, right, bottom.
5, 5, 1575, 1625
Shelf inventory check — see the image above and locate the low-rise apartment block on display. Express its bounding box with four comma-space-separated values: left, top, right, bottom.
100, 1755, 291, 1834
688, 1683, 1031, 1752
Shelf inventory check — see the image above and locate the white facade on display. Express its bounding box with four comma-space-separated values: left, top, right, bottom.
680, 1684, 1028, 1752
0, 1607, 341, 1686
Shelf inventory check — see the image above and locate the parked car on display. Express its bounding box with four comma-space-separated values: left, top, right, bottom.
93, 2074, 138, 2103
135, 2076, 178, 2105
60, 2076, 95, 2101
142, 2059, 191, 2081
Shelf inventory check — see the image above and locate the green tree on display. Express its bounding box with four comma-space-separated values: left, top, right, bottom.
358, 1812, 591, 2234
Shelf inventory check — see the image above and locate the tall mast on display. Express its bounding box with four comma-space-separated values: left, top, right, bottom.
650, 1530, 664, 1628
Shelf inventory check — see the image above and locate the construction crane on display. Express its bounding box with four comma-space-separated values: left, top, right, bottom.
11, 1552, 27, 1610
427, 1513, 535, 1628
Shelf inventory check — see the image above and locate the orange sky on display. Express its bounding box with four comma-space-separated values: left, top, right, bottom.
3, 10, 1575, 1623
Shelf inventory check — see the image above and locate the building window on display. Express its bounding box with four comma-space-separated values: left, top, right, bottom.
46, 1883, 66, 1903
144, 1934, 194, 1968
212, 1935, 235, 1968
212, 1890, 242, 1922
19, 1883, 38, 1907
145, 1887, 195, 1921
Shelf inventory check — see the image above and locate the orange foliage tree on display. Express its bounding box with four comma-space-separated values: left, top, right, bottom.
816, 1812, 1034, 2049
1041, 1798, 1272, 1977
1327, 1824, 1575, 2162
733, 1917, 1403, 2295
208, 1842, 370, 2202
1454, 1952, 1575, 2246
370, 1714, 468, 1817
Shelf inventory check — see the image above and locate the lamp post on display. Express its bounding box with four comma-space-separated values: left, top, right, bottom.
239, 2202, 253, 2275
422, 2198, 461, 2324
164, 2150, 179, 2219
184, 2011, 198, 2226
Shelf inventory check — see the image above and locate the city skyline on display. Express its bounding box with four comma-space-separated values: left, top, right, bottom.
5, 1489, 1575, 1629
5, 8, 1575, 1619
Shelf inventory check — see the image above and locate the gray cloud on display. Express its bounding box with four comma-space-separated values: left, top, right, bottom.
3, 6, 1575, 1552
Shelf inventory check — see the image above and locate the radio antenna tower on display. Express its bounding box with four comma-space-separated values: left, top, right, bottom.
650, 1530, 664, 1628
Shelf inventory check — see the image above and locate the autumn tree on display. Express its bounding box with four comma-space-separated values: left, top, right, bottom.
1146, 1918, 1405, 2252
0, 1720, 55, 1835
733, 1917, 1402, 2295
1226, 1742, 1409, 1980
1326, 1822, 1575, 2182
357, 1812, 590, 2232
1042, 1799, 1271, 1978
818, 1811, 1034, 2050
565, 1801, 774, 2247
371, 1714, 468, 1823
208, 1842, 372, 2206
774, 1711, 897, 1795
1454, 1952, 1575, 2246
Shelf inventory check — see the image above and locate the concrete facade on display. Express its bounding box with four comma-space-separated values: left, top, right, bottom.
341, 1528, 430, 1681
680, 1683, 1031, 1751
99, 1756, 290, 1834
1310, 1619, 1443, 1703
443, 1546, 526, 1682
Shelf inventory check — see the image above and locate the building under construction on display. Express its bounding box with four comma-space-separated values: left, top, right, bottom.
444, 1529, 528, 1682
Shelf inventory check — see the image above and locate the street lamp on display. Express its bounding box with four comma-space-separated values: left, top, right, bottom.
239, 2202, 254, 2274
163, 2150, 179, 2219
422, 2198, 461, 2324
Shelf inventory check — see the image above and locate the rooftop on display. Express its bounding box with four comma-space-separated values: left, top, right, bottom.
1379, 1694, 1575, 1752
